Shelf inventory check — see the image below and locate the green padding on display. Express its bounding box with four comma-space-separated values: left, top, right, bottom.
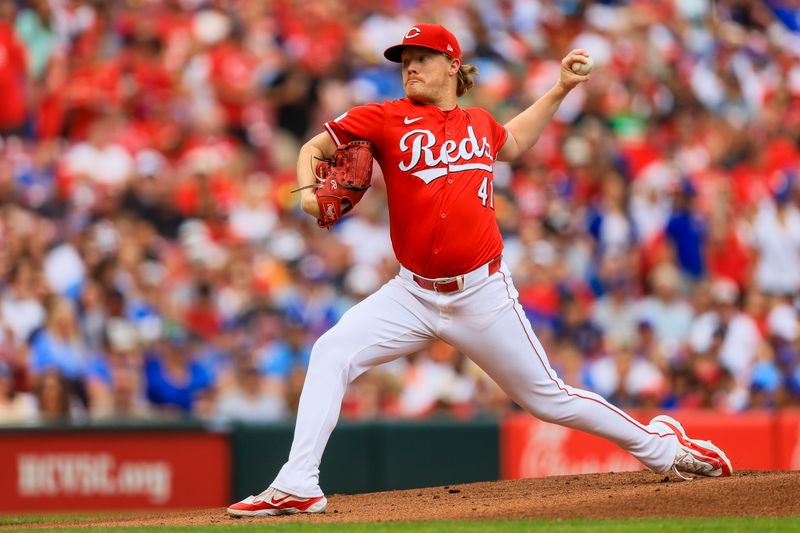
230, 418, 499, 498
231, 421, 378, 500
376, 418, 499, 490
230, 422, 292, 500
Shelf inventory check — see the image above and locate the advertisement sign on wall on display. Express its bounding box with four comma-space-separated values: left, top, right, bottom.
501, 410, 789, 479
777, 410, 800, 471
501, 413, 642, 479
0, 430, 230, 512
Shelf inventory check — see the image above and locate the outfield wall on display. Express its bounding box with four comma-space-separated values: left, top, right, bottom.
501, 409, 800, 479
0, 410, 797, 512
0, 424, 230, 512
0, 418, 499, 512
230, 418, 499, 500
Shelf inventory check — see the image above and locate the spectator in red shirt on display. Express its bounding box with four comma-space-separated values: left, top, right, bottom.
0, 0, 28, 135
206, 21, 258, 144
61, 29, 124, 140
184, 282, 221, 341
707, 211, 751, 290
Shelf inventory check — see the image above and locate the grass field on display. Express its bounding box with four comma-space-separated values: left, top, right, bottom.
1, 517, 799, 532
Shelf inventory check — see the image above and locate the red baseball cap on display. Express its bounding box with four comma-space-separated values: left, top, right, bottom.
384, 24, 462, 63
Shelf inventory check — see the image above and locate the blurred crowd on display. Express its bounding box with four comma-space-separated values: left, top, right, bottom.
2, 0, 800, 425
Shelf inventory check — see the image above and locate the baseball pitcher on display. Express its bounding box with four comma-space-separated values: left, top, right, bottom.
228, 23, 732, 517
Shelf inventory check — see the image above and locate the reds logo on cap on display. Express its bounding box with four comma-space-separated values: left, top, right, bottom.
384, 23, 462, 63
405, 27, 421, 39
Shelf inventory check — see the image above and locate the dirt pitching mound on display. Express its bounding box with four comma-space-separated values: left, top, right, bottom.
12, 470, 800, 528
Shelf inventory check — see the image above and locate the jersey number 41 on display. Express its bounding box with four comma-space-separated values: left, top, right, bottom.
478, 176, 494, 209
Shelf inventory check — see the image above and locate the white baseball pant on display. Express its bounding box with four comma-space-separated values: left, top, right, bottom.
272, 259, 678, 497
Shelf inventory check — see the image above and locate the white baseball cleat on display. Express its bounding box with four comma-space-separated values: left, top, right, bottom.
651, 415, 733, 480
227, 486, 327, 517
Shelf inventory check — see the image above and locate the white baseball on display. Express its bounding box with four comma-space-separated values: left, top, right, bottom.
571, 55, 593, 76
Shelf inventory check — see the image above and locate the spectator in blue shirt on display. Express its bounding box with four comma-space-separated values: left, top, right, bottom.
666, 180, 707, 280
258, 321, 312, 380
144, 330, 212, 413
29, 297, 89, 381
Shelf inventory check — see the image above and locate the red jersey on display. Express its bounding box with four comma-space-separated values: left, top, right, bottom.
0, 21, 27, 130
324, 98, 508, 278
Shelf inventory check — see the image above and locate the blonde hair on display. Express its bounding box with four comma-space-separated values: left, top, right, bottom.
456, 63, 480, 97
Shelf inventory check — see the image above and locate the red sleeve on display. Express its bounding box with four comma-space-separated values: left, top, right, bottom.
323, 103, 384, 146
488, 112, 508, 158
470, 107, 508, 159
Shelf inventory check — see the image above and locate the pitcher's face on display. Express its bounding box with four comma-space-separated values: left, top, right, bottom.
401, 47, 458, 104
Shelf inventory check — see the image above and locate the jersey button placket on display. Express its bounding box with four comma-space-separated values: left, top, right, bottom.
440, 119, 450, 224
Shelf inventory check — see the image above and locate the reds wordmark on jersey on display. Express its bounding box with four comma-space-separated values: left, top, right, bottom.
324, 98, 508, 279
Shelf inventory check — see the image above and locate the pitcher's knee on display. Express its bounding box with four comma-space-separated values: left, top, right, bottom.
517, 384, 574, 424
307, 330, 354, 374
524, 403, 561, 424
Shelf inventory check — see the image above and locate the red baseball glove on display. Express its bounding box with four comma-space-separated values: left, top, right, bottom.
305, 141, 374, 229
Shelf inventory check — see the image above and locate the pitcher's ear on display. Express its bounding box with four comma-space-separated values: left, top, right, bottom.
450, 57, 461, 75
